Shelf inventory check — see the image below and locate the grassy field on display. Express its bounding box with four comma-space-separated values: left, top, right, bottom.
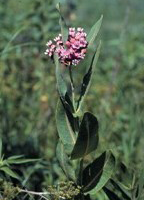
0, 0, 144, 199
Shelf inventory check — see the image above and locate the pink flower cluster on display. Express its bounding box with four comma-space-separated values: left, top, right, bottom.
44, 27, 88, 66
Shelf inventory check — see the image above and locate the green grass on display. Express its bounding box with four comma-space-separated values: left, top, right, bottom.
0, 0, 144, 199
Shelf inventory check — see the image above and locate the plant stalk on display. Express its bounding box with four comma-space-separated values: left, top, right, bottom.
69, 66, 76, 113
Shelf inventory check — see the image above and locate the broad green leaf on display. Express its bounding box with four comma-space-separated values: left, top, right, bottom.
82, 152, 106, 192
56, 140, 75, 181
56, 100, 76, 154
60, 93, 78, 134
0, 166, 20, 180
103, 187, 121, 200
71, 112, 99, 160
77, 41, 101, 112
63, 92, 74, 114
0, 138, 2, 159
54, 54, 67, 99
84, 152, 115, 194
87, 15, 103, 48
56, 3, 68, 43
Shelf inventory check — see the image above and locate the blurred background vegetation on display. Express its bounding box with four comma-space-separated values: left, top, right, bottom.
0, 0, 144, 198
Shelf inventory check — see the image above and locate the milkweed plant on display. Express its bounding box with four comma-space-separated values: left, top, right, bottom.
44, 3, 116, 200
1, 3, 143, 200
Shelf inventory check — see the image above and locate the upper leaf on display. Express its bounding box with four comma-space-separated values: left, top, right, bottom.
77, 41, 101, 112
54, 54, 67, 99
56, 3, 69, 44
71, 112, 99, 160
87, 15, 103, 48
60, 93, 79, 134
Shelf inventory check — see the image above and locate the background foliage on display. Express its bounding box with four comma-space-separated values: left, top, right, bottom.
0, 0, 144, 199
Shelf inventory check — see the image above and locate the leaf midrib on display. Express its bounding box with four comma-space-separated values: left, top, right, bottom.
83, 153, 109, 192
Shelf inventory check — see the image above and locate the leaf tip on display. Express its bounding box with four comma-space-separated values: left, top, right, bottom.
56, 3, 60, 11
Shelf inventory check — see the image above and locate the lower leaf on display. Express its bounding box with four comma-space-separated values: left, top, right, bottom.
56, 140, 76, 181
83, 151, 116, 194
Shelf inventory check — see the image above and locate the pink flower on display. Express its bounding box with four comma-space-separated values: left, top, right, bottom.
44, 27, 88, 66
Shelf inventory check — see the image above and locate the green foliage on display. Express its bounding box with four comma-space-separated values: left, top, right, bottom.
0, 140, 2, 159
0, 0, 144, 199
82, 152, 106, 192
56, 3, 69, 44
77, 41, 101, 113
88, 152, 115, 194
54, 12, 116, 200
71, 112, 99, 160
55, 54, 67, 99
103, 187, 121, 200
87, 15, 103, 48
56, 141, 75, 181
0, 139, 38, 180
56, 100, 76, 152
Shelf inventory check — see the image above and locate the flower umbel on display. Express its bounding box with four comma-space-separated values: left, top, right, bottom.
45, 27, 88, 66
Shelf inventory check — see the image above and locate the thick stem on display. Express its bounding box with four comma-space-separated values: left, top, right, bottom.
79, 159, 84, 187
69, 66, 76, 112
69, 65, 74, 89
68, 66, 81, 135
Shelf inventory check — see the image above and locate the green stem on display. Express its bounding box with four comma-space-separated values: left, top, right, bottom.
79, 158, 84, 187
69, 66, 76, 112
